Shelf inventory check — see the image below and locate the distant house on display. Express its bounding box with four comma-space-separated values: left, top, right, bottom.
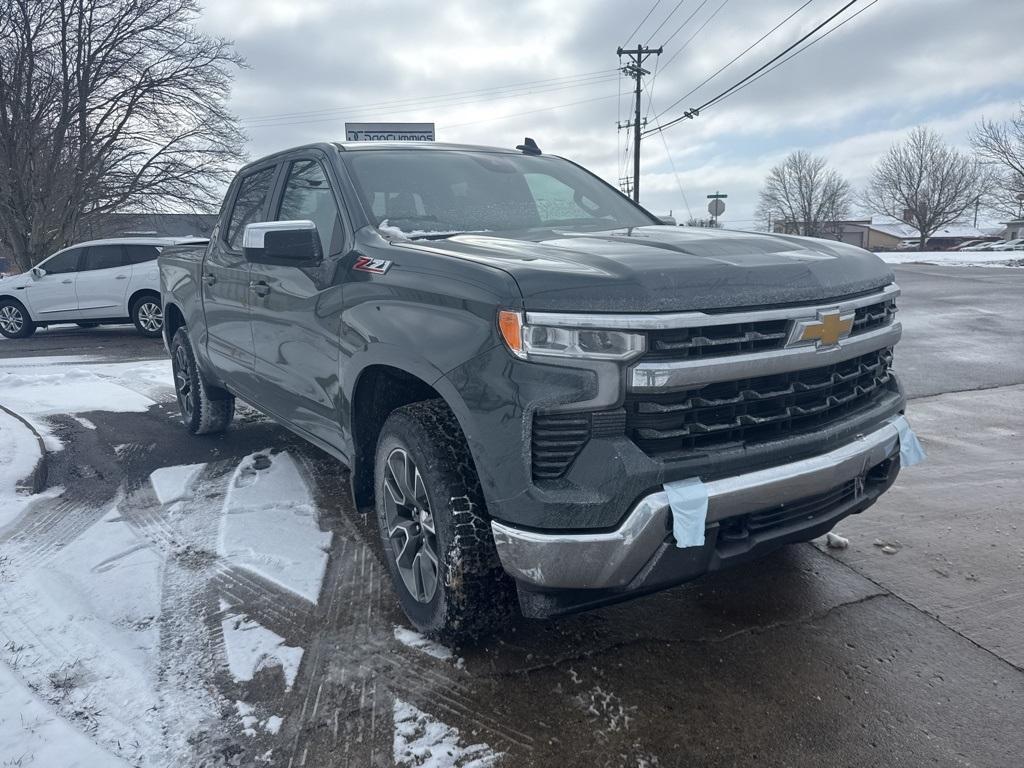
1000, 219, 1024, 240
776, 215, 996, 251
77, 212, 218, 240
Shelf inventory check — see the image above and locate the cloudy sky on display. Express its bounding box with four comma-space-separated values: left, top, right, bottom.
199, 0, 1023, 228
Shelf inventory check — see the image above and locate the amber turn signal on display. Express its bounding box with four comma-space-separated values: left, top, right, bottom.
498, 310, 525, 357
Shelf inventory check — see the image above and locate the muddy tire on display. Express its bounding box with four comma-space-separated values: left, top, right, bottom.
0, 299, 36, 339
170, 327, 234, 435
374, 399, 516, 644
131, 294, 163, 337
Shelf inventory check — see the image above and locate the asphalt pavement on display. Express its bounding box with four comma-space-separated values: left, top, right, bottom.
1, 264, 1021, 767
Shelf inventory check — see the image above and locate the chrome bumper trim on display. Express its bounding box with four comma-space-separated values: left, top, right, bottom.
526, 284, 899, 330
629, 321, 900, 392
491, 420, 901, 590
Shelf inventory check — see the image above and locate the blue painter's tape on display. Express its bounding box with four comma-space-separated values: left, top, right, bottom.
892, 415, 926, 467
664, 477, 708, 549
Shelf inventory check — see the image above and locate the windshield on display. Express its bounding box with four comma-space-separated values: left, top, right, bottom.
342, 149, 656, 236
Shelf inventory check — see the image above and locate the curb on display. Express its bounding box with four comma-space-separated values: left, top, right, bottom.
0, 402, 48, 494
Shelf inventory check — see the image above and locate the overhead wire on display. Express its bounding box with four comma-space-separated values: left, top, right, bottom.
624, 0, 664, 46
647, 0, 862, 135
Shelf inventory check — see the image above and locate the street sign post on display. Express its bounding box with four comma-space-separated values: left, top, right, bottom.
707, 191, 727, 226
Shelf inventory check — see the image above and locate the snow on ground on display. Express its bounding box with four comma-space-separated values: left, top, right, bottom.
0, 662, 128, 767
394, 625, 460, 664
393, 698, 503, 768
0, 407, 46, 532
876, 250, 1022, 266
0, 356, 173, 447
219, 451, 332, 603
221, 610, 304, 690
0, 506, 166, 763
150, 462, 206, 505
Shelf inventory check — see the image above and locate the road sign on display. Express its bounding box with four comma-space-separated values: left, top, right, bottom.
345, 122, 435, 141
707, 198, 725, 217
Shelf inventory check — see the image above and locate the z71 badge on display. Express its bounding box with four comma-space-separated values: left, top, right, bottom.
353, 256, 393, 275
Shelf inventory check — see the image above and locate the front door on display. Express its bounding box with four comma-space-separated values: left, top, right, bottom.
249, 156, 347, 448
23, 247, 83, 320
204, 164, 278, 397
75, 244, 132, 318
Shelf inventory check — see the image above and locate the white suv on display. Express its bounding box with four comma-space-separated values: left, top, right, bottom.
0, 237, 207, 339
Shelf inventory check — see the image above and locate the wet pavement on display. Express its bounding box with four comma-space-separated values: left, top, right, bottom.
1, 264, 1022, 767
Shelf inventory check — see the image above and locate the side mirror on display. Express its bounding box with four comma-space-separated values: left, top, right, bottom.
243, 220, 323, 268
30, 267, 46, 279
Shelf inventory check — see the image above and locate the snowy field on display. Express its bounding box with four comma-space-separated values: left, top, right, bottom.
875, 250, 1022, 266
0, 354, 496, 767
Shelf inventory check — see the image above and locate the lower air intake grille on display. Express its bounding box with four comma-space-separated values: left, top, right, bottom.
532, 412, 590, 480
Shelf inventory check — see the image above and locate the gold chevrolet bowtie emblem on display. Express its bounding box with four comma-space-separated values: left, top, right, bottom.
791, 310, 854, 348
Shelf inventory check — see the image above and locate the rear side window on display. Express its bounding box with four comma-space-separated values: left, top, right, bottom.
277, 160, 344, 255
41, 248, 81, 274
226, 167, 276, 250
82, 245, 124, 271
123, 244, 161, 264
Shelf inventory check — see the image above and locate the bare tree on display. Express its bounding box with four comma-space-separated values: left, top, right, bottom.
685, 217, 722, 228
0, 0, 245, 272
755, 151, 852, 238
972, 104, 1024, 219
863, 127, 991, 251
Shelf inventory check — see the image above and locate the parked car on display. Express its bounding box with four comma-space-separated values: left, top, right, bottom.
895, 238, 921, 250
0, 237, 207, 339
991, 238, 1024, 251
160, 141, 908, 642
955, 239, 990, 251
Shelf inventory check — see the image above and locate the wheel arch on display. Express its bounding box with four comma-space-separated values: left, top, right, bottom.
128, 287, 160, 313
348, 363, 476, 511
162, 301, 186, 348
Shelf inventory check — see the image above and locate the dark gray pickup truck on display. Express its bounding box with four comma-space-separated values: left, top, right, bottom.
160, 140, 909, 642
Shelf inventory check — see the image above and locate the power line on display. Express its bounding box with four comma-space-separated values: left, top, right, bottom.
713, 0, 880, 104
653, 0, 815, 123
624, 0, 664, 46
647, 0, 862, 135
245, 74, 619, 130
654, 114, 693, 219
660, 0, 712, 50
659, 0, 729, 74
241, 69, 617, 125
644, 0, 689, 45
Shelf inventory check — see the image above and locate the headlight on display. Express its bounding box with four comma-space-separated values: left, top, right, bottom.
498, 310, 645, 361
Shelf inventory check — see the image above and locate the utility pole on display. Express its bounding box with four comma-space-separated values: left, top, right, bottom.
617, 44, 661, 203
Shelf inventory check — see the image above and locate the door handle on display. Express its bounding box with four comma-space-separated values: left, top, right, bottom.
115, 274, 128, 280
61, 279, 73, 284
250, 280, 270, 297
203, 273, 217, 286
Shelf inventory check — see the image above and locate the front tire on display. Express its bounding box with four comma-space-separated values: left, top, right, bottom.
374, 400, 516, 644
170, 327, 235, 435
131, 295, 163, 338
0, 300, 36, 339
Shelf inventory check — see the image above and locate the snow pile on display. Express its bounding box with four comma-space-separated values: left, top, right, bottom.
150, 462, 205, 505
0, 407, 46, 531
235, 700, 285, 737
393, 698, 502, 768
221, 611, 304, 690
219, 451, 332, 603
876, 250, 1022, 266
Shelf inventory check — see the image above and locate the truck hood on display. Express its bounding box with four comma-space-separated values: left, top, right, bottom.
400, 225, 894, 312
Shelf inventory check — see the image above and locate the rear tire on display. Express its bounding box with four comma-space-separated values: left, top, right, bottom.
131, 295, 163, 338
374, 399, 516, 644
170, 327, 234, 435
0, 299, 36, 339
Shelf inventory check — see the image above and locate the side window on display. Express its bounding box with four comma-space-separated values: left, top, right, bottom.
82, 245, 125, 271
277, 160, 343, 255
123, 244, 161, 265
226, 166, 276, 250
41, 248, 82, 274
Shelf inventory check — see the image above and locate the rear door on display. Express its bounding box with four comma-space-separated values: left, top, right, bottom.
23, 247, 83, 320
75, 244, 132, 318
248, 153, 348, 447
204, 164, 278, 397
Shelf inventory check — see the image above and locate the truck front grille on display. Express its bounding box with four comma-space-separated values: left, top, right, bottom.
645, 296, 896, 361
624, 348, 894, 459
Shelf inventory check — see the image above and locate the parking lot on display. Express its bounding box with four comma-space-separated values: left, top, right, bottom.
1, 264, 1022, 767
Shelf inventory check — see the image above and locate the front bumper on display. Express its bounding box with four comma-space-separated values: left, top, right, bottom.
492, 419, 902, 614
